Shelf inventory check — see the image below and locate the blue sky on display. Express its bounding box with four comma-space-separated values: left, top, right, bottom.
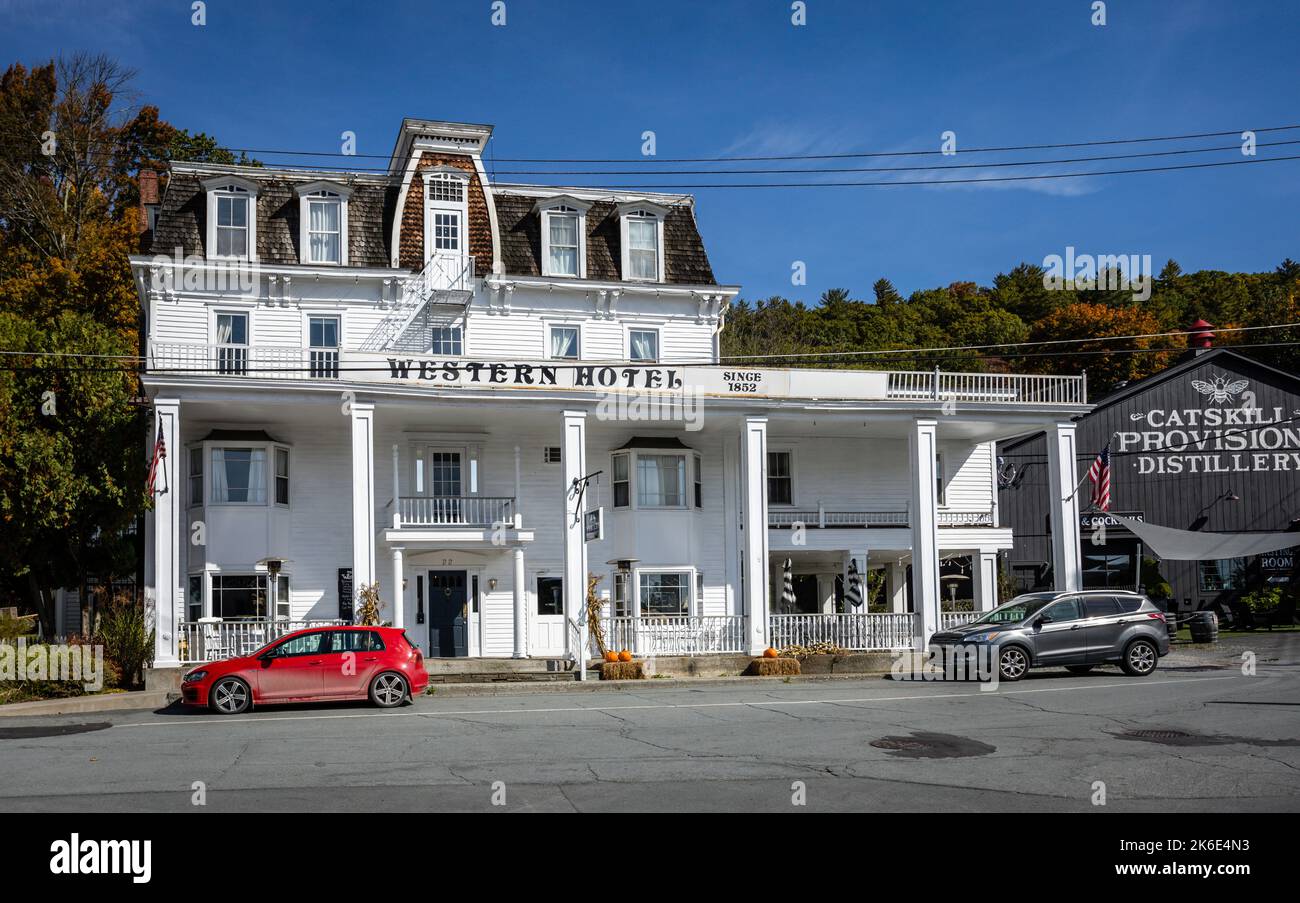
2, 0, 1297, 301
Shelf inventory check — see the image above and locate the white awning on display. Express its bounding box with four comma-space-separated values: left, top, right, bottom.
1113, 516, 1299, 560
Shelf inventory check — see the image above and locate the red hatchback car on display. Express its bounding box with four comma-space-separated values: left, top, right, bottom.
181, 626, 428, 714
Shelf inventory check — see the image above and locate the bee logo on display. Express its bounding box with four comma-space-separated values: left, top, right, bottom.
1191, 374, 1249, 404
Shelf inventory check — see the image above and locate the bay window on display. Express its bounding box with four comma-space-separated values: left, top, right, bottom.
275, 448, 290, 506
612, 453, 630, 508
211, 448, 267, 504
639, 572, 690, 617
611, 445, 704, 510
188, 447, 203, 506
211, 573, 291, 620
636, 454, 686, 507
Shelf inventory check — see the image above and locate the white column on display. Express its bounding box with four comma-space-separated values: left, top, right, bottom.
973, 551, 999, 612
741, 417, 771, 654
561, 410, 589, 675
1045, 421, 1083, 592
350, 403, 376, 604
512, 546, 527, 658
888, 561, 908, 613
909, 419, 941, 647
391, 444, 401, 528
151, 398, 181, 667
390, 546, 404, 628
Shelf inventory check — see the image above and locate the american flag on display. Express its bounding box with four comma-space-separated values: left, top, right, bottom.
147, 422, 167, 496
1087, 444, 1111, 511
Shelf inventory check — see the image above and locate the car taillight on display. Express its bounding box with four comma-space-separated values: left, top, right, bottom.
1147, 612, 1165, 621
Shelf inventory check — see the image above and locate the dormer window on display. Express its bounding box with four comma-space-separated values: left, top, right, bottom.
536, 196, 591, 278
202, 176, 259, 261
617, 201, 668, 283
296, 181, 352, 265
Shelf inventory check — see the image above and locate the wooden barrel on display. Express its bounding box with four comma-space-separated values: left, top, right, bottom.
1188, 610, 1219, 643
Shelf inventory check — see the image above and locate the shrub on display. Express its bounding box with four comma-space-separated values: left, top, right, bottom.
94, 594, 153, 689
1241, 587, 1283, 614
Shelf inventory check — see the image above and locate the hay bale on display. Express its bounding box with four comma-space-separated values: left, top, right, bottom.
600, 660, 645, 680
745, 657, 801, 676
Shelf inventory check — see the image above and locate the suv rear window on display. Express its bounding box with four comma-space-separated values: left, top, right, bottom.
1115, 597, 1145, 614
1084, 597, 1120, 618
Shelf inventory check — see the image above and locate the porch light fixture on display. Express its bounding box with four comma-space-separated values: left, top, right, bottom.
488, 578, 498, 591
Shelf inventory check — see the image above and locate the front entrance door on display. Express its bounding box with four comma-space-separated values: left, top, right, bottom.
428, 570, 468, 657
532, 576, 565, 656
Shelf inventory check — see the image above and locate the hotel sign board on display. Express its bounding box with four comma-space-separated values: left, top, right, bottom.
353, 354, 890, 401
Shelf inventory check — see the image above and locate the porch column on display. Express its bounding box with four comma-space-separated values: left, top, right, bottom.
741, 417, 771, 654
150, 398, 181, 667
909, 419, 941, 647
973, 551, 999, 612
1045, 421, 1082, 592
512, 546, 527, 658
390, 546, 405, 628
889, 561, 908, 613
561, 410, 589, 675
350, 402, 376, 602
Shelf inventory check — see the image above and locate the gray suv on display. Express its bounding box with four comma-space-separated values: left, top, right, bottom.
930, 590, 1170, 682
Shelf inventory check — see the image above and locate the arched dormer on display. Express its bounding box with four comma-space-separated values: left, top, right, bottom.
534, 195, 592, 278
202, 175, 259, 261
294, 180, 352, 266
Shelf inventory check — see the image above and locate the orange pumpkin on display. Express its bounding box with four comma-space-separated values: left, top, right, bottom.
763, 647, 779, 658
618, 649, 633, 662
603, 650, 618, 663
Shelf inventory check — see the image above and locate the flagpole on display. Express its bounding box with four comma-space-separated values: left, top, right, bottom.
1063, 431, 1119, 503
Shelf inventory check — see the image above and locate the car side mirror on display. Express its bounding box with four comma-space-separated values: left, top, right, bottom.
1032, 616, 1046, 628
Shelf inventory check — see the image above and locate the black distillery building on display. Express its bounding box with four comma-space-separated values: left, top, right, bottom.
998, 342, 1300, 616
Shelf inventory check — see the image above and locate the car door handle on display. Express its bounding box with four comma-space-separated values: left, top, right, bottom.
308, 659, 322, 665
1069, 624, 1081, 630
362, 656, 379, 662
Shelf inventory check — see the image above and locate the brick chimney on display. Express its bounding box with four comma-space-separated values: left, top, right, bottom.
1187, 318, 1214, 354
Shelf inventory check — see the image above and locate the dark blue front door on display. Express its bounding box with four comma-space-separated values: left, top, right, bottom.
428, 570, 468, 657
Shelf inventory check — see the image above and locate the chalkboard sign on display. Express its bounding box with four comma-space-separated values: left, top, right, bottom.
338, 567, 354, 622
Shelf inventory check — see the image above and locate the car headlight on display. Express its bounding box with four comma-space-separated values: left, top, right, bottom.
182, 669, 208, 683
963, 632, 1000, 643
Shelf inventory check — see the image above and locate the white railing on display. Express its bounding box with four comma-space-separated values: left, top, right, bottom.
150, 341, 338, 380
601, 615, 748, 656
768, 612, 916, 651
177, 618, 348, 665
396, 496, 514, 527
940, 611, 979, 631
887, 370, 1085, 405
769, 510, 994, 529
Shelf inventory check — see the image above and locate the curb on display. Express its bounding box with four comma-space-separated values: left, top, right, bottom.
0, 690, 173, 717
422, 671, 895, 697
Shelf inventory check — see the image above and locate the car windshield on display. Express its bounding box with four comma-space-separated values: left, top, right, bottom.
968, 595, 1057, 625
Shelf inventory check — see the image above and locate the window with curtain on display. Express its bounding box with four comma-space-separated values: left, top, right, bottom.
306, 193, 342, 263
639, 572, 689, 617
627, 215, 658, 280
215, 313, 248, 374
211, 448, 267, 504
547, 211, 579, 276
636, 454, 686, 507
629, 329, 659, 363
215, 190, 249, 257
550, 325, 579, 360
309, 316, 339, 378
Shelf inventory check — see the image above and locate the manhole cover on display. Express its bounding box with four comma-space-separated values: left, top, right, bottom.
0, 722, 112, 740
870, 731, 996, 759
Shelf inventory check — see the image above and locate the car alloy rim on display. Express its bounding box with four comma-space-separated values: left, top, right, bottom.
1000, 649, 1027, 678
1130, 644, 1155, 672
375, 674, 405, 705
213, 680, 247, 713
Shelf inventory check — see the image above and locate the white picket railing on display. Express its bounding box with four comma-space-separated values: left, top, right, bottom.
940, 611, 979, 631
600, 615, 748, 656
887, 370, 1085, 405
150, 341, 336, 380
177, 618, 347, 665
768, 612, 916, 651
396, 496, 514, 527
768, 510, 993, 529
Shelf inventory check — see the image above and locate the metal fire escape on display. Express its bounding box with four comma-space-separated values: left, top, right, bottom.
361, 253, 475, 352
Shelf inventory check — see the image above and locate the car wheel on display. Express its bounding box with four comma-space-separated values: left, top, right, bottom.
997, 646, 1030, 682
1066, 665, 1095, 675
1121, 639, 1158, 676
369, 672, 409, 708
209, 677, 251, 715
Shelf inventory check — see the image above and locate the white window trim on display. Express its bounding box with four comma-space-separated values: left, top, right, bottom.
536, 196, 591, 279
295, 181, 352, 266
617, 200, 668, 283
210, 307, 253, 375
614, 449, 692, 511
546, 321, 583, 360
625, 324, 662, 363
632, 566, 698, 619
423, 167, 471, 264
202, 175, 259, 262
767, 447, 797, 508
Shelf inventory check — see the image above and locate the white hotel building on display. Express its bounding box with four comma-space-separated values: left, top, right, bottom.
132, 118, 1089, 669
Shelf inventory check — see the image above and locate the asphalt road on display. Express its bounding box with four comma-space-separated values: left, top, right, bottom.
1, 654, 1297, 813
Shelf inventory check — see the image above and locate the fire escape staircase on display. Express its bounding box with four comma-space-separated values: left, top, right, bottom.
361, 253, 475, 352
